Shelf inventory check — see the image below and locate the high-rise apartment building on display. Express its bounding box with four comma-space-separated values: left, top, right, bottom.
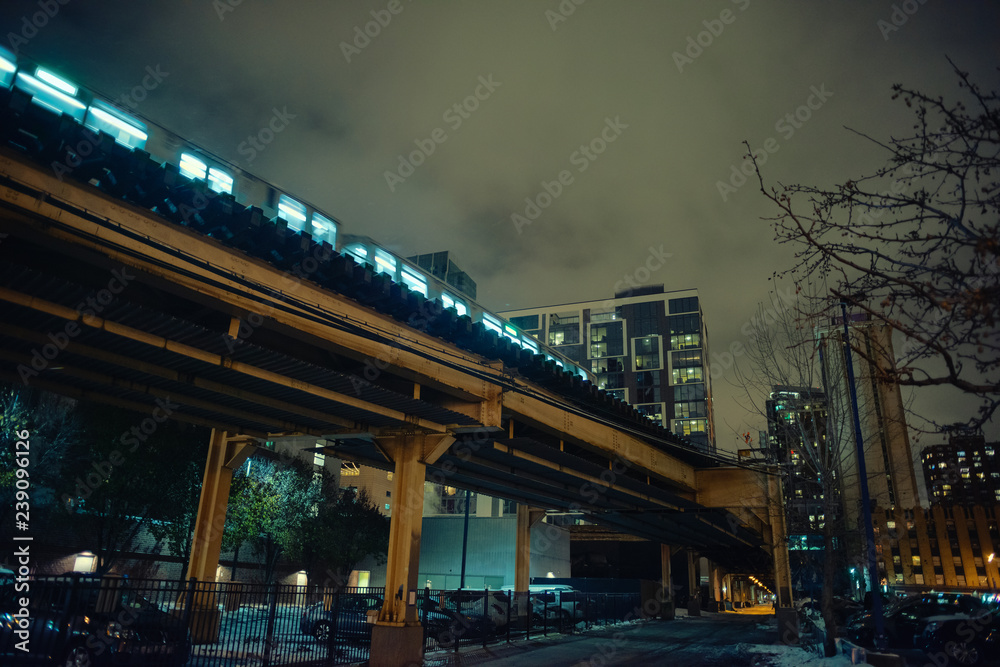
922, 432, 1000, 505
765, 386, 834, 546
499, 286, 714, 451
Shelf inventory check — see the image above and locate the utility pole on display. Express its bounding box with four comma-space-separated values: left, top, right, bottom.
460, 488, 471, 589
839, 302, 886, 651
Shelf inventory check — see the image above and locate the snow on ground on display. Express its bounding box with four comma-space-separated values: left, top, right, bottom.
741, 643, 856, 667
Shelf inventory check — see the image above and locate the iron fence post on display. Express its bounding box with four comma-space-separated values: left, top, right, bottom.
262, 582, 279, 667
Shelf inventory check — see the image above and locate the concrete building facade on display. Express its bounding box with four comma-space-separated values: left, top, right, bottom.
873, 504, 1000, 591
922, 433, 1000, 505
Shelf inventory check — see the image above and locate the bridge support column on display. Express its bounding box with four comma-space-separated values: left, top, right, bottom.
766, 473, 794, 608
370, 432, 443, 667
708, 562, 721, 611
660, 544, 675, 620
514, 505, 545, 619
686, 549, 701, 616
185, 430, 255, 642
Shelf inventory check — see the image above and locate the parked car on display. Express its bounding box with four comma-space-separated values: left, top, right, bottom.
299, 594, 383, 643
441, 590, 512, 629
0, 569, 190, 667
530, 586, 588, 622
420, 597, 496, 643
918, 601, 1000, 666
801, 596, 864, 627
498, 585, 588, 624
845, 592, 991, 650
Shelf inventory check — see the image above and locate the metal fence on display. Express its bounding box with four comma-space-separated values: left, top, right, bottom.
2, 575, 645, 666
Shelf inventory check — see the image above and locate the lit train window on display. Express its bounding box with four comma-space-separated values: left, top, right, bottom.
400, 266, 428, 297
85, 105, 148, 148
311, 212, 336, 245
344, 243, 368, 265
16, 71, 86, 120
208, 168, 233, 194
0, 47, 15, 88
545, 354, 564, 369
180, 153, 208, 180
373, 248, 397, 277
35, 68, 76, 95
441, 293, 467, 317
502, 324, 523, 347
482, 314, 503, 336
278, 194, 307, 232
521, 336, 540, 354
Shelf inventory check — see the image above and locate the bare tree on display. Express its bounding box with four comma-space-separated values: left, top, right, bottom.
731, 290, 864, 656
751, 60, 1000, 430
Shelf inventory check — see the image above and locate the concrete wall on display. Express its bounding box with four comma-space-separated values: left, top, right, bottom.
416, 515, 570, 589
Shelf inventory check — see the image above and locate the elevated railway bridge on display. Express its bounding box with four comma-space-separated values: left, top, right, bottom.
0, 109, 791, 665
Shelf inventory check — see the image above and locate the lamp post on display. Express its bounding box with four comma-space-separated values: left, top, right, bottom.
989, 553, 996, 596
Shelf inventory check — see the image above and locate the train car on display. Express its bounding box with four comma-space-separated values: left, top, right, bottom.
0, 46, 593, 384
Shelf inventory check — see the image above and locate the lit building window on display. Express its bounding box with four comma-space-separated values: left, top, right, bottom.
674, 418, 707, 436
670, 333, 700, 350
672, 367, 703, 384
633, 336, 662, 371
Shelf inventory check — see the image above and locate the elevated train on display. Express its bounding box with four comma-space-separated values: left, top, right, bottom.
0, 46, 593, 384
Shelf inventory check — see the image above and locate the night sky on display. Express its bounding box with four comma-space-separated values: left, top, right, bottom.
2, 1, 997, 455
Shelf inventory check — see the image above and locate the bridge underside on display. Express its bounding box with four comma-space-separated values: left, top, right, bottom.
0, 145, 782, 577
